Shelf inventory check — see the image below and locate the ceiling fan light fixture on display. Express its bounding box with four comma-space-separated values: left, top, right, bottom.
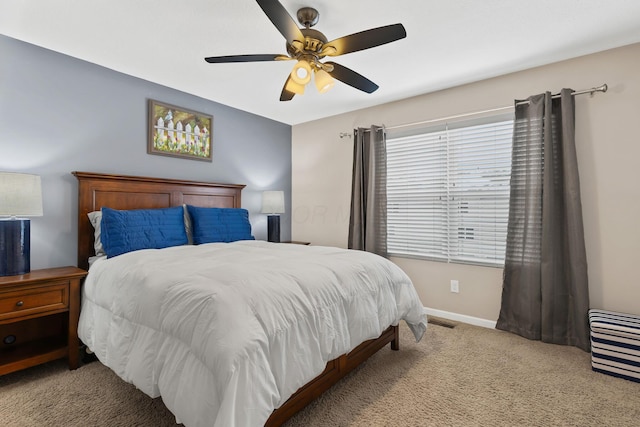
314, 69, 335, 93
203, 0, 407, 101
291, 60, 312, 85
285, 78, 305, 95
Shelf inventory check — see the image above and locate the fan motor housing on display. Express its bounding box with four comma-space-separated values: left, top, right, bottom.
287, 28, 327, 58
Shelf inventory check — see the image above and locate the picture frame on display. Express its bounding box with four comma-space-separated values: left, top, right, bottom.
147, 99, 213, 162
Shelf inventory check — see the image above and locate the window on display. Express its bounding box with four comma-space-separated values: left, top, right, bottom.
386, 115, 513, 266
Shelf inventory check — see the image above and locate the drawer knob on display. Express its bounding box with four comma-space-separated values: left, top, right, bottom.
15, 300, 24, 307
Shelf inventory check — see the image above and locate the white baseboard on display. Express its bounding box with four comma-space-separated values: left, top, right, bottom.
424, 307, 497, 329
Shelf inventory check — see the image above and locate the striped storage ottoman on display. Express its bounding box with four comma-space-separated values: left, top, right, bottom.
589, 309, 640, 382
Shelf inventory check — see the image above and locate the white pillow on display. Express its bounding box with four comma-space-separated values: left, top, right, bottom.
87, 210, 106, 257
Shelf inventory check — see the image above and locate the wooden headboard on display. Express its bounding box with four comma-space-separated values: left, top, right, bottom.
73, 171, 245, 271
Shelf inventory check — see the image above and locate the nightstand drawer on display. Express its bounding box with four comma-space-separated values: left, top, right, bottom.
0, 283, 69, 321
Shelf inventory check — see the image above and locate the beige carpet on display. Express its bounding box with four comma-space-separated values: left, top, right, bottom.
1, 320, 639, 426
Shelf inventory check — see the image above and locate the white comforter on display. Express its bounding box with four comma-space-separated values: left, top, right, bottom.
78, 240, 427, 427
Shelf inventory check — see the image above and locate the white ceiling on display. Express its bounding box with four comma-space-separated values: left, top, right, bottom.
2, 0, 640, 125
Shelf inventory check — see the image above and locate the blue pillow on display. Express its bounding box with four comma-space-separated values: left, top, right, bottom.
186, 205, 255, 244
100, 206, 188, 258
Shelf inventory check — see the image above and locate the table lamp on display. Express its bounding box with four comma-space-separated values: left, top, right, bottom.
261, 191, 285, 243
0, 172, 43, 276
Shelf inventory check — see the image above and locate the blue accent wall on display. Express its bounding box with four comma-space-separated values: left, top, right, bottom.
0, 35, 292, 270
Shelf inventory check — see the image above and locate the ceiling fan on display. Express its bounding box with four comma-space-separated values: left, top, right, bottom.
204, 0, 407, 101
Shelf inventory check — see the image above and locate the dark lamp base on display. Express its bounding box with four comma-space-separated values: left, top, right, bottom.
0, 219, 31, 277
267, 215, 281, 243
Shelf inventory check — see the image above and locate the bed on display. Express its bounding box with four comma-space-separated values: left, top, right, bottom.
73, 171, 427, 427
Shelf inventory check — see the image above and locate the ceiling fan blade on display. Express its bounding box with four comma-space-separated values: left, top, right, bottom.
205, 54, 289, 63
323, 24, 406, 56
280, 76, 296, 101
256, 0, 305, 45
325, 62, 379, 94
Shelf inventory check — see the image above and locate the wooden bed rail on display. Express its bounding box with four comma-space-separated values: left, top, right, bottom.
265, 324, 399, 426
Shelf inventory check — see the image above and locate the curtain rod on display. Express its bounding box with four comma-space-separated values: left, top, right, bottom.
355, 83, 608, 134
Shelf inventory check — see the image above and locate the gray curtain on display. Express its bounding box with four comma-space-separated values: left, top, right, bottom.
348, 125, 387, 257
496, 89, 591, 352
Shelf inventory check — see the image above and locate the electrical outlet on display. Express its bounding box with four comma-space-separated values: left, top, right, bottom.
450, 279, 459, 293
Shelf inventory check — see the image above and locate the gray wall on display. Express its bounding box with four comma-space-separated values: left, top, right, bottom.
0, 35, 292, 270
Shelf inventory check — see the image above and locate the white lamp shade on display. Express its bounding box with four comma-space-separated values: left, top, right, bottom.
285, 77, 306, 95
290, 60, 311, 85
0, 172, 43, 217
261, 191, 285, 214
314, 69, 335, 93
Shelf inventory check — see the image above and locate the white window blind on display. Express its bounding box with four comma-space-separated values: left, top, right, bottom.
386, 115, 513, 266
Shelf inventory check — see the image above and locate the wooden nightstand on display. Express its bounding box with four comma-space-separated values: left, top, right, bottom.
0, 266, 87, 375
